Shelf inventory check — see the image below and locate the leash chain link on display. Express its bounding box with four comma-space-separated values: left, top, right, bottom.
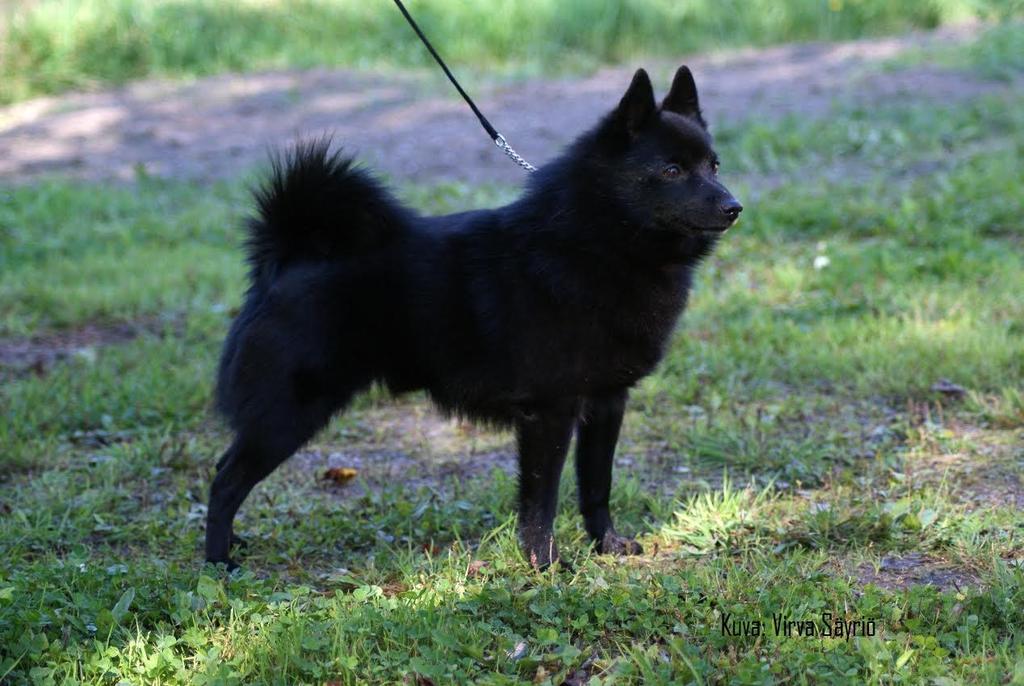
494, 134, 536, 173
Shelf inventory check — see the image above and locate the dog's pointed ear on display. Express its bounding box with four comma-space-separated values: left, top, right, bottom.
662, 65, 706, 128
615, 68, 656, 135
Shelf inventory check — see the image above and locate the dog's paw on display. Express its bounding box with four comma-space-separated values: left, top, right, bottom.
523, 534, 562, 571
531, 552, 573, 574
206, 557, 241, 573
597, 531, 643, 556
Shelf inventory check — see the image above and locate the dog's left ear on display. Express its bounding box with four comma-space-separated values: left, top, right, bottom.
615, 68, 657, 136
662, 65, 706, 128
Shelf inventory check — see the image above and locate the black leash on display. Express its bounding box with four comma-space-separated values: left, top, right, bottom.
391, 0, 536, 172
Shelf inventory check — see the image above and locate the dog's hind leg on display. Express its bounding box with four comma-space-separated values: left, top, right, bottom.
205, 394, 340, 569
206, 440, 257, 568
516, 399, 580, 570
575, 388, 642, 556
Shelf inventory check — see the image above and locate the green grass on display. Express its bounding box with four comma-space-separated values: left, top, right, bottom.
2, 62, 1024, 685
0, 0, 1018, 103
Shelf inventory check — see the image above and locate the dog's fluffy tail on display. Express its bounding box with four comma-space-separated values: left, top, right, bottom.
246, 139, 409, 282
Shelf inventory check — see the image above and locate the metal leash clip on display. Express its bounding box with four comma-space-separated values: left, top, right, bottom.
494, 134, 537, 173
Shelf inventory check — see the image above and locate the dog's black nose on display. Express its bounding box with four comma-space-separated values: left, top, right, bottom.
721, 199, 743, 221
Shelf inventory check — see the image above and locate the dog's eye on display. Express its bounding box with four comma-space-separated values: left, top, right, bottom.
662, 164, 682, 178
711, 160, 720, 175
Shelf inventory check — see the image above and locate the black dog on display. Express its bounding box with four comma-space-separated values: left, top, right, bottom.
206, 66, 741, 569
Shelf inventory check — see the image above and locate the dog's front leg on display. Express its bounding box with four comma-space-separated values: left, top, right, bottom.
576, 389, 643, 556
515, 400, 579, 569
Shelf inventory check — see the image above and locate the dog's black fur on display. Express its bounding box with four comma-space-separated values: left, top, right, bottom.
206, 66, 741, 569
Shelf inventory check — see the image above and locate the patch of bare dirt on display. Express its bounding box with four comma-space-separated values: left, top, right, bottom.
0, 320, 145, 377
851, 553, 981, 592
0, 24, 1012, 186
301, 446, 516, 498
289, 403, 516, 496
903, 422, 1024, 510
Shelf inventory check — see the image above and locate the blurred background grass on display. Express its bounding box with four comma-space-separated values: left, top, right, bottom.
0, 0, 1020, 104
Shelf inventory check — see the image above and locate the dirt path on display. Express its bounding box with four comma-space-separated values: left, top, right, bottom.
0, 24, 1014, 186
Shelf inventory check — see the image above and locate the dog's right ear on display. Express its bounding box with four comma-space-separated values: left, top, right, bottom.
614, 69, 656, 136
